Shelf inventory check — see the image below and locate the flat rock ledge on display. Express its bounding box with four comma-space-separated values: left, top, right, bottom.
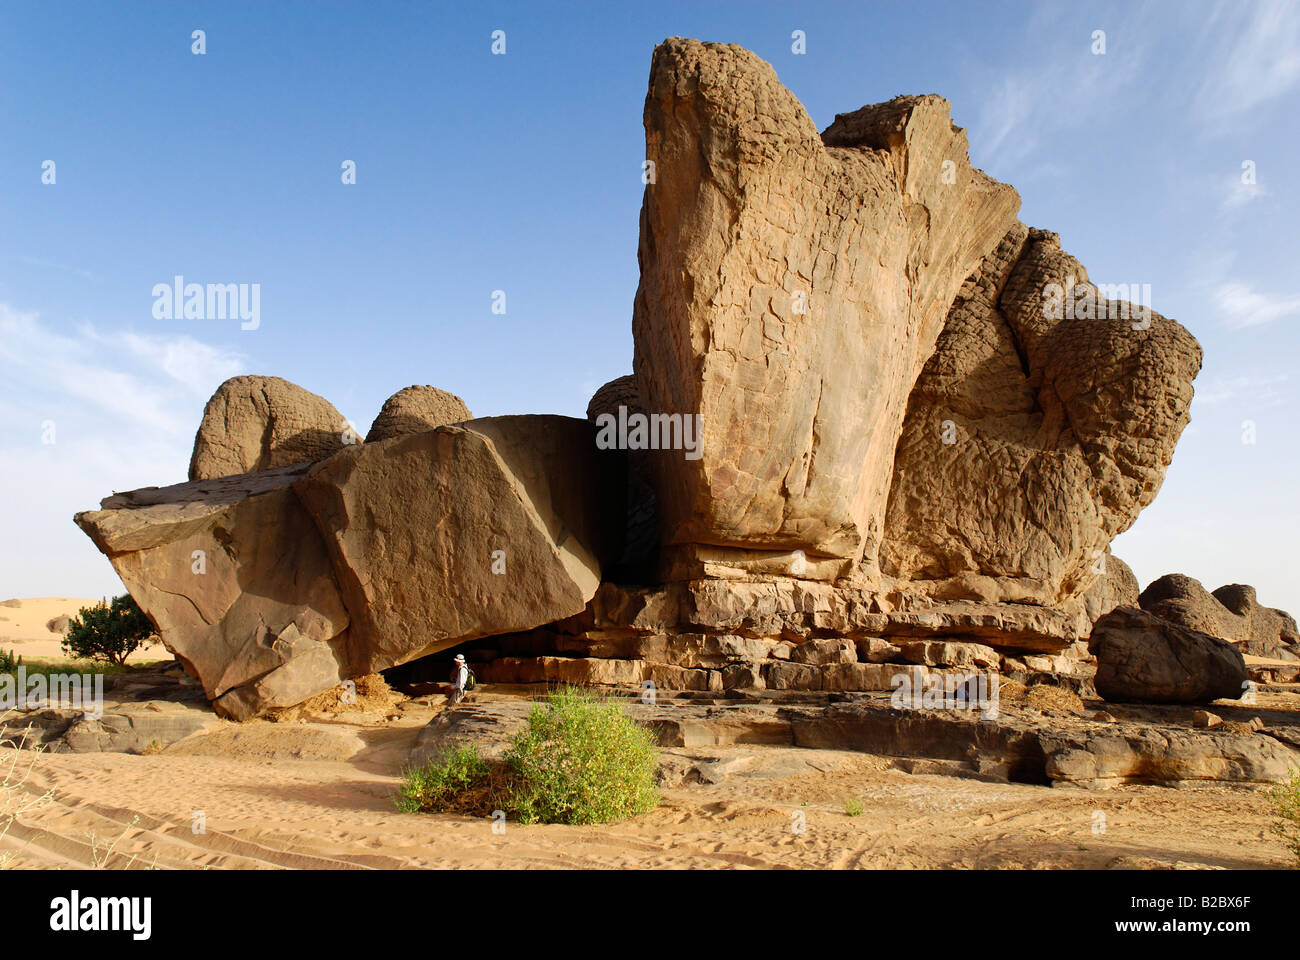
410, 692, 1299, 790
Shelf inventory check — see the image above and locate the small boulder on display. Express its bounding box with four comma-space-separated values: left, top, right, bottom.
190, 375, 353, 480
364, 385, 471, 442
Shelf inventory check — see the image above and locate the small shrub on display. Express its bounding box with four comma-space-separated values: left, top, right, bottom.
505, 686, 659, 825
1267, 768, 1300, 866
0, 650, 19, 673
394, 688, 661, 826
62, 595, 154, 666
395, 745, 494, 815
845, 797, 864, 817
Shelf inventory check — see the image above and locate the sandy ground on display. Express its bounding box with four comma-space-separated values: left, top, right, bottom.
0, 597, 165, 662
2, 707, 1292, 870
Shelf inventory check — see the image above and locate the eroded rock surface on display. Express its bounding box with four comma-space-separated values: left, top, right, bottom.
881, 227, 1202, 605
1090, 606, 1249, 705
74, 466, 354, 720
633, 38, 1021, 578
1140, 574, 1299, 660
189, 375, 352, 481
294, 416, 624, 672
365, 384, 471, 442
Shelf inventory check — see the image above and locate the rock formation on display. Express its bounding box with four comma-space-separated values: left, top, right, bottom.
75, 465, 353, 720
189, 375, 353, 481
1090, 606, 1249, 704
633, 39, 1021, 581
76, 38, 1212, 717
1139, 574, 1299, 660
881, 227, 1201, 605
587, 375, 658, 581
78, 416, 623, 718
365, 385, 471, 442
295, 415, 624, 671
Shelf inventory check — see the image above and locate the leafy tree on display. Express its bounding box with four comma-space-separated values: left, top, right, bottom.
62, 595, 154, 666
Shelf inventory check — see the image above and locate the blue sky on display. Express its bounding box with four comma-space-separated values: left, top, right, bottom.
1, 0, 1297, 613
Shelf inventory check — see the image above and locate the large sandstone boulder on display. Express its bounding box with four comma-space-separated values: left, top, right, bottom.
76, 416, 625, 719
74, 465, 353, 720
365, 384, 471, 442
294, 415, 624, 671
632, 38, 1021, 580
189, 376, 353, 481
880, 226, 1202, 605
1090, 606, 1248, 704
1140, 574, 1299, 660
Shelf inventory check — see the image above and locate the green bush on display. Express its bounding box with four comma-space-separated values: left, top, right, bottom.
1268, 769, 1300, 866
394, 688, 660, 825
394, 745, 492, 815
0, 650, 19, 673
505, 687, 660, 825
62, 595, 154, 666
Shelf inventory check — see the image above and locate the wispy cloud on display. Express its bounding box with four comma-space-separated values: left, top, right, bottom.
1213, 282, 1300, 329
964, 8, 1152, 175
1194, 0, 1300, 129
0, 305, 243, 437
0, 302, 247, 597
1221, 172, 1268, 212
1193, 372, 1290, 408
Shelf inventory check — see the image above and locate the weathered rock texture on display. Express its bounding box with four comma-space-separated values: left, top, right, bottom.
633, 38, 1021, 579
365, 385, 471, 443
294, 415, 624, 672
880, 226, 1202, 605
75, 39, 1210, 717
1081, 556, 1140, 626
1090, 606, 1249, 704
189, 375, 352, 481
75, 465, 354, 720
1139, 574, 1299, 661
77, 416, 623, 718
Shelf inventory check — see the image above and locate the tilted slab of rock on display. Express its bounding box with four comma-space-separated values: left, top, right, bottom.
189, 375, 355, 481
881, 226, 1202, 605
632, 38, 1020, 577
1090, 606, 1248, 704
74, 465, 353, 720
1140, 573, 1299, 660
294, 415, 623, 672
365, 384, 472, 442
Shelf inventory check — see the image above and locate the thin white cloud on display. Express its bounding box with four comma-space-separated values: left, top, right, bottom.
0, 306, 243, 436
966, 12, 1149, 174
0, 302, 246, 597
1213, 282, 1300, 329
1221, 173, 1268, 211
1195, 0, 1300, 127
1193, 372, 1290, 408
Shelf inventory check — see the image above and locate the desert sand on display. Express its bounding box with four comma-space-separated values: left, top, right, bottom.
0, 597, 164, 663
2, 696, 1291, 870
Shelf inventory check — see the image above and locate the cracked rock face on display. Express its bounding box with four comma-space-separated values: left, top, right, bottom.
74, 465, 354, 720
880, 227, 1203, 605
77, 417, 624, 719
294, 415, 624, 674
189, 375, 353, 481
632, 38, 1021, 578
